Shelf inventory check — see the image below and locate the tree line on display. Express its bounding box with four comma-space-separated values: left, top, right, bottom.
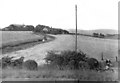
1, 24, 69, 34
93, 33, 105, 38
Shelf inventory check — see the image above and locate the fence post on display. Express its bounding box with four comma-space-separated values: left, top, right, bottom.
116, 56, 118, 62
101, 52, 104, 61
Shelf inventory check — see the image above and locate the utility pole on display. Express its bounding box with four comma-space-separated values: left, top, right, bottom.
75, 5, 77, 52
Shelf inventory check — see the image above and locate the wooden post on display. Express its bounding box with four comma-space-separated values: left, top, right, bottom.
101, 52, 104, 61
116, 56, 118, 62
75, 5, 77, 52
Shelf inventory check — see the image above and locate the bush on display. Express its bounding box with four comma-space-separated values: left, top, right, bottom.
86, 58, 99, 70
0, 56, 14, 68
23, 60, 38, 70
78, 61, 90, 69
99, 61, 106, 70
0, 56, 25, 69
10, 56, 24, 68
44, 50, 103, 70
44, 50, 89, 70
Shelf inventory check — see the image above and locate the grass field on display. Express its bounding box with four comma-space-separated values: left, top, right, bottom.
0, 31, 44, 49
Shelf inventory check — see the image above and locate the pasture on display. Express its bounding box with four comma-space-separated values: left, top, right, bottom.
0, 31, 44, 50
1, 31, 44, 47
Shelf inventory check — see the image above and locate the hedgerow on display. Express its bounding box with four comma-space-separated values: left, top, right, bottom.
44, 50, 100, 70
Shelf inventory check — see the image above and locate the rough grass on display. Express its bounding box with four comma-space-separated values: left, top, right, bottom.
0, 31, 44, 48
1, 64, 118, 81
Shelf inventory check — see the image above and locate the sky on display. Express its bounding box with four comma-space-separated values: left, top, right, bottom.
0, 0, 119, 30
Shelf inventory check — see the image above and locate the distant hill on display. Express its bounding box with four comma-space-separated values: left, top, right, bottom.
68, 29, 118, 35
68, 29, 119, 40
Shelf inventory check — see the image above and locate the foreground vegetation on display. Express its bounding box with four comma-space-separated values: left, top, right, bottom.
0, 50, 118, 81
1, 65, 117, 81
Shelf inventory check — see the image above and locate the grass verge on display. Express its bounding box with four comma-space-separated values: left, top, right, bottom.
1, 64, 118, 81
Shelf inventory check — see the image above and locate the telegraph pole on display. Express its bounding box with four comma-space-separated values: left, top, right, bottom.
75, 5, 77, 52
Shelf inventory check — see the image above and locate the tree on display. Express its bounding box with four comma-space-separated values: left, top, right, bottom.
93, 33, 99, 37
99, 33, 105, 38
24, 25, 34, 31
34, 25, 45, 32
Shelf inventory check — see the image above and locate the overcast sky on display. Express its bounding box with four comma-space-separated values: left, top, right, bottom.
0, 0, 119, 30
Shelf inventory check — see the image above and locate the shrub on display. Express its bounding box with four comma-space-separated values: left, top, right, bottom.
44, 51, 64, 69
0, 56, 25, 69
44, 50, 103, 70
99, 33, 105, 38
98, 61, 106, 70
78, 61, 90, 69
10, 56, 24, 68
23, 60, 38, 70
44, 50, 89, 70
93, 33, 99, 37
86, 58, 99, 70
0, 56, 14, 68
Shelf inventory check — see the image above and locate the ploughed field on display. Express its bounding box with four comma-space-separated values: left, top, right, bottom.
0, 31, 44, 49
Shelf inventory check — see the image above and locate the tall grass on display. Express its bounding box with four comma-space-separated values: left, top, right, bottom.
1, 64, 117, 81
